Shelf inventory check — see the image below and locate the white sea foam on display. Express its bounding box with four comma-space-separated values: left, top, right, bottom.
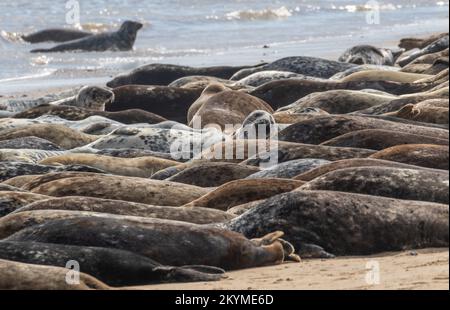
224, 6, 292, 21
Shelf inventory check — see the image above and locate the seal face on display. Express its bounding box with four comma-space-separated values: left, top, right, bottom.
6, 216, 287, 270
338, 45, 400, 66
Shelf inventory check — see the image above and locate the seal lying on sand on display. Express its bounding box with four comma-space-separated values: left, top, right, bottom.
293, 158, 438, 182
183, 178, 304, 211
320, 129, 449, 150
387, 103, 449, 125
399, 32, 448, 51
338, 45, 401, 65
278, 115, 449, 145
39, 153, 179, 178
397, 35, 449, 67
14, 104, 167, 124
370, 144, 449, 170
0, 191, 49, 217
6, 216, 291, 270
224, 191, 449, 256
31, 21, 143, 53
106, 63, 262, 88
230, 56, 356, 80
22, 28, 92, 43
108, 86, 202, 123
0, 241, 225, 286
49, 86, 114, 111
298, 167, 449, 204
236, 71, 322, 87
29, 174, 210, 206
0, 162, 105, 182
0, 258, 109, 290
11, 196, 235, 224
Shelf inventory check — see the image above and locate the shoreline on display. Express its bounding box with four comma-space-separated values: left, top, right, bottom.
130, 248, 449, 290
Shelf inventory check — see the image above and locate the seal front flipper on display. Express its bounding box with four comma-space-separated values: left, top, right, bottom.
298, 243, 336, 259
179, 265, 226, 274
153, 266, 226, 283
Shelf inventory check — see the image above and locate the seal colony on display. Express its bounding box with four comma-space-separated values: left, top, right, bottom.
0, 31, 448, 290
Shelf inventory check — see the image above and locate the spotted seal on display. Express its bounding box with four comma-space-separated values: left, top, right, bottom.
298, 167, 449, 204
0, 137, 63, 151
338, 45, 402, 65
224, 190, 449, 256
230, 56, 356, 80
30, 21, 143, 53
245, 159, 330, 179
399, 32, 448, 51
320, 129, 449, 150
387, 103, 449, 125
370, 144, 449, 170
236, 70, 321, 87
397, 35, 449, 67
0, 192, 49, 217
0, 149, 65, 163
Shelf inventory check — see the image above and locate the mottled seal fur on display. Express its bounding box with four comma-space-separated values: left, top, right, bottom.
245, 159, 330, 179
388, 103, 449, 125
278, 115, 449, 145
31, 20, 143, 53
0, 241, 225, 286
0, 191, 49, 217
370, 144, 449, 170
12, 196, 235, 224
234, 110, 277, 140
338, 45, 401, 65
0, 162, 104, 182
0, 136, 63, 151
230, 56, 356, 80
108, 85, 202, 123
236, 71, 320, 87
340, 70, 432, 83
22, 28, 92, 43
277, 89, 394, 114
50, 85, 114, 111
14, 104, 167, 124
0, 258, 109, 290
39, 153, 179, 178
250, 79, 435, 109
399, 32, 448, 51
166, 162, 260, 187
189, 89, 273, 131
224, 190, 448, 256
0, 149, 65, 163
6, 216, 289, 270
199, 140, 375, 165
299, 167, 449, 204
320, 129, 449, 150
107, 63, 261, 88
169, 76, 237, 89
30, 174, 210, 206
397, 35, 449, 67
293, 158, 438, 182
0, 123, 98, 149
183, 178, 305, 211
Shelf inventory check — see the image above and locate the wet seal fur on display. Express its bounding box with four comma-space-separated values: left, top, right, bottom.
298, 166, 449, 204
6, 216, 289, 270
22, 28, 92, 43
224, 190, 449, 256
31, 21, 143, 53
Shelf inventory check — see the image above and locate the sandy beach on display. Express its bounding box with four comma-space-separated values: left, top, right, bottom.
135, 248, 449, 290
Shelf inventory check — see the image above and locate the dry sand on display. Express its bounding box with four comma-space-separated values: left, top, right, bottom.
132, 248, 449, 290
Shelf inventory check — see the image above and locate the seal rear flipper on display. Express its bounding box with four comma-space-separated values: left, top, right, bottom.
298, 243, 336, 259
179, 265, 226, 274
250, 231, 284, 246
153, 266, 226, 283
